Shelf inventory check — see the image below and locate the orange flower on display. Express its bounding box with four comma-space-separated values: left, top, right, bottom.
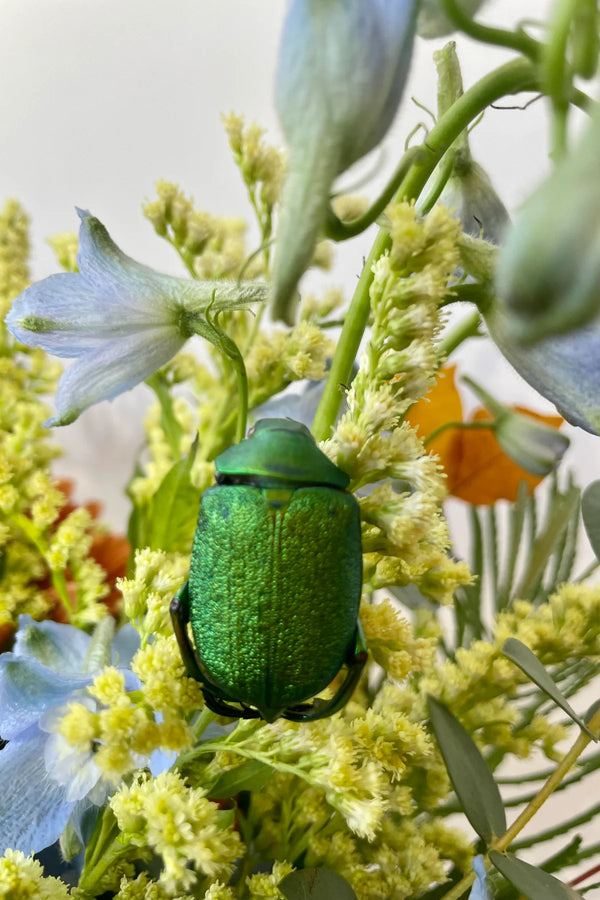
407, 366, 564, 505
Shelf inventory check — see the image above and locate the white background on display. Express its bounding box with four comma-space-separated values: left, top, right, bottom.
1, 1, 600, 892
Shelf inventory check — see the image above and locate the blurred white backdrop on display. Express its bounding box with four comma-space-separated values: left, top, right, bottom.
0, 0, 598, 544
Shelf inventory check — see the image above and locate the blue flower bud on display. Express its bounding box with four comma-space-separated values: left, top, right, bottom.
440, 152, 510, 244
272, 0, 418, 323
495, 106, 600, 343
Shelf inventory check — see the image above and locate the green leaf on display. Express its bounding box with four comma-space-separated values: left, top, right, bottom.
148, 442, 202, 553
489, 851, 584, 899
280, 869, 357, 900
209, 760, 272, 799
582, 480, 600, 562
502, 638, 597, 740
427, 697, 506, 843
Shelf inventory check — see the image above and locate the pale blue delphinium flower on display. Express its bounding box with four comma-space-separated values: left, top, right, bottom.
468, 855, 491, 900
5, 209, 268, 426
272, 0, 418, 323
0, 615, 139, 854
484, 300, 600, 436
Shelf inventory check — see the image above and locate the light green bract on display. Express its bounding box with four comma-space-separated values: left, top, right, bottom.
5, 209, 267, 426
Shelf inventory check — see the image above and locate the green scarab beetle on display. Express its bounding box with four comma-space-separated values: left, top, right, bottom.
170, 418, 366, 723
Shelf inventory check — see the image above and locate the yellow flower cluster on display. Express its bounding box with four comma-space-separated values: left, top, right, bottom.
58, 633, 203, 782
0, 202, 109, 629
110, 771, 242, 895
118, 547, 189, 642
222, 113, 285, 246
246, 320, 334, 409
47, 231, 78, 272
418, 585, 600, 761
360, 597, 437, 681
143, 181, 258, 281
0, 849, 72, 900
0, 200, 29, 320
322, 202, 470, 605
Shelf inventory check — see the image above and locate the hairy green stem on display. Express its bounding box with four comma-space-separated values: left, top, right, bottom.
438, 310, 483, 357
311, 58, 538, 442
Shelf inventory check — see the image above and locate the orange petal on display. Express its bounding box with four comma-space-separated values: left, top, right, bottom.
406, 365, 464, 473
448, 407, 563, 505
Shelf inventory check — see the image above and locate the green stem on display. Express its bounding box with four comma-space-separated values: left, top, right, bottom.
543, 0, 578, 160
398, 58, 539, 202
12, 512, 73, 618
424, 418, 495, 447
324, 147, 422, 241
438, 310, 483, 358
440, 0, 540, 59
311, 57, 539, 442
496, 705, 600, 851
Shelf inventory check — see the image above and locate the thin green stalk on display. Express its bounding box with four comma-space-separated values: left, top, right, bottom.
543, 0, 579, 160
440, 0, 540, 59
438, 309, 483, 357
311, 227, 388, 442
424, 418, 494, 447
324, 146, 422, 241
12, 511, 73, 618
312, 58, 539, 442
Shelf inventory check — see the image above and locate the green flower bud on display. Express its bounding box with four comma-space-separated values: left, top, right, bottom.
440, 152, 510, 243
464, 376, 569, 476
495, 106, 600, 343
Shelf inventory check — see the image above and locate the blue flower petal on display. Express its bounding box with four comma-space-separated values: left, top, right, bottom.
13, 615, 91, 672
48, 324, 185, 426
0, 655, 94, 740
0, 728, 74, 854
468, 855, 490, 900
111, 624, 141, 668
485, 302, 600, 435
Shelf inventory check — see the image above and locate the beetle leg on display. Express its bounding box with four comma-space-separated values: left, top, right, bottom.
282, 623, 368, 723
170, 582, 207, 683
202, 688, 261, 720
171, 584, 262, 720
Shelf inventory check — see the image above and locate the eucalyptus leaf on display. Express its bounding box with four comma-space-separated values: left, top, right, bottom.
148, 442, 202, 553
489, 850, 584, 899
502, 638, 596, 740
209, 760, 272, 799
427, 697, 506, 843
582, 480, 600, 562
280, 869, 358, 900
